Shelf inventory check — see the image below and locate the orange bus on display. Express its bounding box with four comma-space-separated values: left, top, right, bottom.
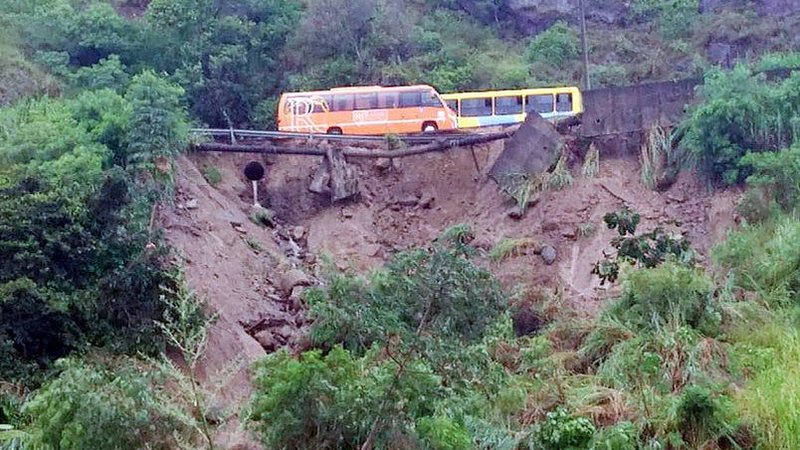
277, 85, 458, 135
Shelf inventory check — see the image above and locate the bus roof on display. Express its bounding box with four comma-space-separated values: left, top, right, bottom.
281, 84, 438, 97
441, 86, 580, 100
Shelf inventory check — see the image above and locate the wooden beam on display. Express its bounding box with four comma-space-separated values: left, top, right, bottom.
191, 130, 513, 159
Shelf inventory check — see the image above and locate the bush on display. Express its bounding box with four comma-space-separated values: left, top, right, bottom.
307, 231, 505, 354
611, 261, 719, 334
24, 359, 188, 450
530, 408, 596, 450
526, 21, 579, 69
249, 347, 441, 449
713, 216, 800, 301
592, 208, 696, 284
683, 67, 800, 185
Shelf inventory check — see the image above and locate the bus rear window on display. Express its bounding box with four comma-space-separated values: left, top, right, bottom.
526, 94, 554, 114
556, 93, 573, 112
398, 91, 421, 107
461, 98, 492, 117
495, 96, 523, 115
333, 94, 354, 111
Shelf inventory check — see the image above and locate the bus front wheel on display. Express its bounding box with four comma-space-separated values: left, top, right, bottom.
327, 127, 343, 135
422, 122, 438, 133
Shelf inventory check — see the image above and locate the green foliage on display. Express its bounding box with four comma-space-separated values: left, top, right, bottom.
740, 144, 800, 213
417, 415, 472, 450
735, 324, 800, 450
530, 408, 596, 450
683, 66, 800, 185
633, 0, 700, 40
593, 208, 695, 284
611, 261, 719, 334
676, 385, 735, 447
489, 238, 538, 262
713, 216, 800, 301
249, 347, 440, 449
23, 358, 187, 450
526, 21, 579, 69
590, 421, 639, 450
125, 71, 188, 172
307, 233, 504, 354
201, 164, 222, 186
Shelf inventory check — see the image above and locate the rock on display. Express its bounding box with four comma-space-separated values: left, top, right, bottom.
375, 158, 392, 171
540, 245, 557, 265
507, 206, 525, 220
185, 198, 198, 209
513, 304, 544, 337
542, 220, 559, 232
364, 243, 383, 258
254, 331, 277, 352
279, 269, 312, 295
418, 194, 435, 209
389, 203, 402, 212
289, 286, 305, 309
234, 225, 247, 234
291, 225, 307, 241
667, 192, 685, 203
342, 208, 354, 218
397, 196, 418, 207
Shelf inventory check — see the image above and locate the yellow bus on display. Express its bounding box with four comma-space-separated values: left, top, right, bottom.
277, 85, 458, 135
441, 86, 582, 129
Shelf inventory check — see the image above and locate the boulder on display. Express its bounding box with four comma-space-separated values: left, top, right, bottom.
540, 245, 557, 265
279, 269, 312, 295
490, 111, 563, 189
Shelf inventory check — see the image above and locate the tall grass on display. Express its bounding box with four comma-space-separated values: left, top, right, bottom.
734, 323, 800, 449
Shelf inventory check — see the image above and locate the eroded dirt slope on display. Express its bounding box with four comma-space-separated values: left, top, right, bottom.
163, 142, 740, 448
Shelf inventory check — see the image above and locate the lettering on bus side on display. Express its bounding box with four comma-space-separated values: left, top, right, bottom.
352, 110, 389, 123
287, 96, 328, 132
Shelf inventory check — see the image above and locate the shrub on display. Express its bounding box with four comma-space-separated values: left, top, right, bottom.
713, 216, 800, 300
201, 164, 223, 186
683, 67, 800, 185
611, 261, 719, 334
417, 415, 472, 450
24, 359, 188, 450
530, 408, 596, 450
526, 22, 579, 69
307, 233, 505, 354
592, 208, 696, 284
249, 347, 441, 449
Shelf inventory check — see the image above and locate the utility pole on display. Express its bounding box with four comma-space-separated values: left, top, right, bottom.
579, 0, 591, 90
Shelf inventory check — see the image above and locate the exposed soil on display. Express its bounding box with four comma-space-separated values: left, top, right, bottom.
162, 138, 741, 449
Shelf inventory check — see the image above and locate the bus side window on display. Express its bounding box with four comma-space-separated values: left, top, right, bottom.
333, 94, 354, 112
461, 98, 492, 117
354, 93, 379, 110
421, 90, 441, 107
378, 92, 399, 108
495, 96, 523, 115
445, 99, 458, 114
399, 91, 421, 107
556, 93, 573, 112
526, 94, 554, 114
311, 95, 332, 113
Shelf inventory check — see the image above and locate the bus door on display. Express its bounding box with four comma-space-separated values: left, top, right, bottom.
378, 91, 400, 134
397, 90, 424, 133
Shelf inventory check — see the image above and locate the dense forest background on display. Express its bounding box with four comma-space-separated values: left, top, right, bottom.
1, 0, 800, 449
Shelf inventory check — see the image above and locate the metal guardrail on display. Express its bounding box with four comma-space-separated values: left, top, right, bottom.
189, 128, 457, 144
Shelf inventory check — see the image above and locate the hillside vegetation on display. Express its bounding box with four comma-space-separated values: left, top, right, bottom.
1, 0, 800, 449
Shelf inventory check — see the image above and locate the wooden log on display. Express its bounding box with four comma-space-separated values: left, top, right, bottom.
192, 130, 513, 159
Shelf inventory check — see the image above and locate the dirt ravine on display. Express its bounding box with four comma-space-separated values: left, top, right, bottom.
162, 142, 740, 448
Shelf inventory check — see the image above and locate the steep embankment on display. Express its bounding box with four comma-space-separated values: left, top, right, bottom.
162, 137, 741, 447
